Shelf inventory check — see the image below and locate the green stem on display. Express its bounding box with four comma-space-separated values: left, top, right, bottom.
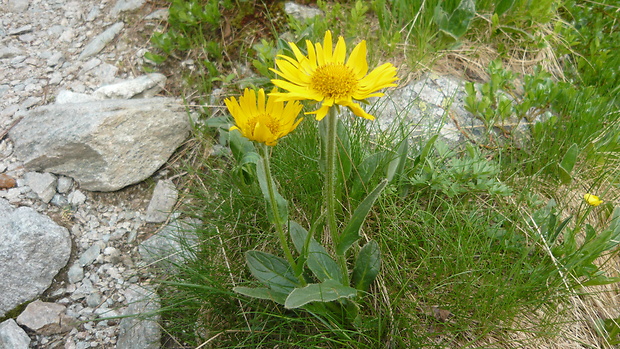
324, 107, 349, 284
260, 144, 299, 276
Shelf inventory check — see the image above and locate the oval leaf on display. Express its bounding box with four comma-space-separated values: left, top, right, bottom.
233, 286, 288, 305
284, 279, 358, 309
289, 221, 342, 283
352, 240, 381, 291
245, 250, 298, 293
337, 179, 388, 255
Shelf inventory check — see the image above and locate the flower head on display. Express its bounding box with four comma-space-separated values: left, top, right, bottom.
225, 88, 303, 146
584, 193, 603, 207
270, 31, 398, 121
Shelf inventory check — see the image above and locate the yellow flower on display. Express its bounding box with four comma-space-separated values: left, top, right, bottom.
270, 30, 398, 121
225, 88, 303, 146
584, 193, 603, 207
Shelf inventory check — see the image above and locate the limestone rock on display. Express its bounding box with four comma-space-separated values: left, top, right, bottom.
9, 97, 190, 192
0, 199, 71, 318
373, 72, 534, 147
116, 285, 160, 349
111, 0, 146, 17
145, 179, 178, 223
16, 301, 73, 335
139, 218, 200, 269
23, 171, 57, 203
284, 2, 322, 21
93, 73, 166, 100
0, 319, 30, 349
78, 22, 124, 61
8, 0, 30, 13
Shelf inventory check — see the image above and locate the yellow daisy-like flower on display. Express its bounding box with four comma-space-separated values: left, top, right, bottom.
584, 193, 603, 207
270, 30, 398, 121
225, 88, 303, 146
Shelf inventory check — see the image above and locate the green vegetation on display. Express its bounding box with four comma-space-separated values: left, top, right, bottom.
144, 0, 620, 347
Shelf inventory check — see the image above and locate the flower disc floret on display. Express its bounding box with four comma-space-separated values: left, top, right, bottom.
270, 30, 398, 121
225, 88, 303, 146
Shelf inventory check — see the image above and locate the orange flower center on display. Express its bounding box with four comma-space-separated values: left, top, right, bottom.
248, 114, 280, 136
310, 63, 358, 99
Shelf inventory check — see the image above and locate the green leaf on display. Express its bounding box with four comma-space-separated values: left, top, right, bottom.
434, 0, 476, 40
336, 118, 352, 182
229, 129, 256, 163
559, 143, 580, 184
245, 250, 299, 293
495, 0, 515, 16
284, 279, 358, 309
256, 159, 288, 225
289, 221, 343, 283
387, 139, 408, 183
337, 179, 388, 255
233, 286, 288, 305
413, 134, 438, 169
351, 151, 388, 201
352, 240, 381, 291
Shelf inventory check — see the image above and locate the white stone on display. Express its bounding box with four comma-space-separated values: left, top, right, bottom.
23, 171, 57, 203
145, 179, 178, 223
0, 199, 71, 317
0, 319, 30, 349
10, 98, 190, 191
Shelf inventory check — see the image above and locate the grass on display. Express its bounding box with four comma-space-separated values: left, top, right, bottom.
142, 0, 620, 347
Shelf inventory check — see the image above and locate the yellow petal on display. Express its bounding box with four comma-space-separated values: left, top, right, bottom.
346, 40, 368, 79
333, 36, 347, 64
584, 193, 603, 206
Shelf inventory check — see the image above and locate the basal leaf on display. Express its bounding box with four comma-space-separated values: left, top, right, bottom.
337, 179, 388, 255
289, 221, 342, 283
245, 250, 298, 293
233, 286, 288, 305
352, 240, 381, 291
284, 279, 358, 309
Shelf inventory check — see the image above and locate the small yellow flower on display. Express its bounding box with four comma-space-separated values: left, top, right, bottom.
584, 193, 603, 207
225, 88, 303, 146
270, 30, 398, 121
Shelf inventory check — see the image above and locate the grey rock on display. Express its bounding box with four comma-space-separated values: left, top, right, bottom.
372, 72, 480, 146
116, 285, 160, 349
56, 176, 73, 194
8, 0, 30, 13
55, 90, 101, 105
10, 97, 190, 192
0, 319, 30, 349
23, 172, 57, 203
16, 300, 72, 335
8, 25, 32, 36
111, 0, 146, 17
93, 73, 167, 99
85, 292, 102, 308
139, 218, 200, 269
373, 72, 536, 148
145, 179, 178, 223
68, 190, 87, 206
50, 194, 69, 207
67, 264, 84, 284
70, 279, 93, 301
284, 2, 322, 21
46, 52, 64, 67
0, 199, 71, 318
145, 9, 168, 21
78, 244, 101, 267
78, 22, 124, 61
0, 45, 24, 59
